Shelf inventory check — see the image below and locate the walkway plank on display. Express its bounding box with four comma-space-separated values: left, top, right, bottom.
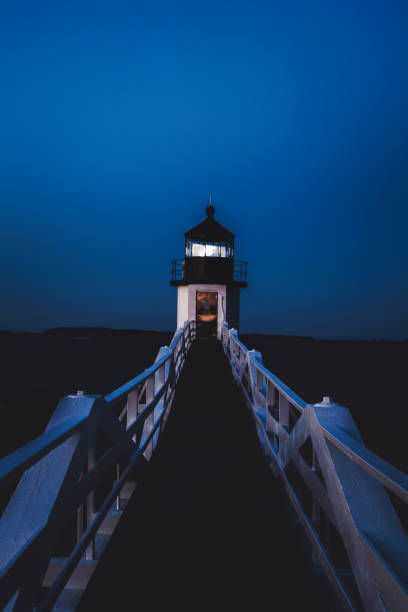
78, 340, 336, 611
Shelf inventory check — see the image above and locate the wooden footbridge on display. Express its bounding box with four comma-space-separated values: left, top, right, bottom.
0, 322, 407, 611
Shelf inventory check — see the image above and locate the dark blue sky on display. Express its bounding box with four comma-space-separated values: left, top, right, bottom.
1, 0, 407, 339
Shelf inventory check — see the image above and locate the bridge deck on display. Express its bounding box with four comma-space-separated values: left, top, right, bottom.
78, 340, 335, 611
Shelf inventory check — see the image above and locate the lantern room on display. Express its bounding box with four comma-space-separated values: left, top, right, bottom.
170, 204, 247, 338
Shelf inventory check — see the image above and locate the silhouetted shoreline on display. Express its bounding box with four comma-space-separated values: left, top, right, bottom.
0, 327, 406, 472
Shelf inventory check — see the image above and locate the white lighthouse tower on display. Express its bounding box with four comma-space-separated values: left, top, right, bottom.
170, 204, 247, 339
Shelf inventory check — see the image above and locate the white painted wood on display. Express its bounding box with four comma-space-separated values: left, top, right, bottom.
222, 321, 408, 612
176, 283, 228, 339
0, 321, 196, 611
4, 318, 405, 611
126, 389, 139, 442
0, 395, 98, 572
177, 286, 189, 329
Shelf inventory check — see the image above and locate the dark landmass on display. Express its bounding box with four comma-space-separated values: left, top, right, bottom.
0, 328, 406, 472
0, 328, 173, 460
241, 333, 408, 472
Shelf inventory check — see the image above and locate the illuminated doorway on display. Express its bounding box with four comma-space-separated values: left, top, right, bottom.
196, 291, 218, 337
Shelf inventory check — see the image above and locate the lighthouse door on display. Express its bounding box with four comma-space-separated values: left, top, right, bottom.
196, 291, 218, 338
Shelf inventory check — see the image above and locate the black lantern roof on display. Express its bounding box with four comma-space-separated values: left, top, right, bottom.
185, 206, 235, 242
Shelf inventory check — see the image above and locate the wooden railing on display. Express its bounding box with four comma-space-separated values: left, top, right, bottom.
0, 321, 196, 611
222, 322, 408, 612
2, 319, 406, 611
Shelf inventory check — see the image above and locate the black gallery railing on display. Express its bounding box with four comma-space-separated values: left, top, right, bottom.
170, 258, 247, 284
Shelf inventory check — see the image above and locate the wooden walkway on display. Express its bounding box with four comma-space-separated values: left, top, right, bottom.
78, 340, 335, 611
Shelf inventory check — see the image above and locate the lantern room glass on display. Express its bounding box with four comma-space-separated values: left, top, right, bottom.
185, 240, 233, 258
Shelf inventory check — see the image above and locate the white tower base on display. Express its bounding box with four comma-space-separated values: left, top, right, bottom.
177, 284, 240, 339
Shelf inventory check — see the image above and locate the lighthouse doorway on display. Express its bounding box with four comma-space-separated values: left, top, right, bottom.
196, 291, 218, 338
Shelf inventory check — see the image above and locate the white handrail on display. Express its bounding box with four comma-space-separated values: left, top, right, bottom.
0, 320, 196, 611
222, 321, 408, 612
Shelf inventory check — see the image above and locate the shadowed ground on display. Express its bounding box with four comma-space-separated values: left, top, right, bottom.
78, 340, 337, 611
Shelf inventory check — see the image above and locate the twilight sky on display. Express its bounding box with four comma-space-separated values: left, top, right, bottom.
1, 0, 407, 339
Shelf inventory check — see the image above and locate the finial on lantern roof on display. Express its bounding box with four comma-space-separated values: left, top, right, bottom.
206, 195, 215, 218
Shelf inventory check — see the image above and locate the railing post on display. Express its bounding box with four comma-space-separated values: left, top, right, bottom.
162, 350, 177, 429
187, 322, 191, 349
248, 349, 262, 393
85, 441, 95, 560
256, 368, 263, 394
229, 329, 238, 370
266, 380, 274, 411
311, 448, 322, 569
157, 345, 170, 405
182, 323, 188, 358
279, 394, 289, 431
156, 345, 169, 390
266, 380, 274, 434
77, 475, 84, 544
143, 374, 155, 461
115, 389, 139, 511
126, 389, 139, 442
173, 327, 184, 375
158, 362, 165, 390
311, 442, 332, 569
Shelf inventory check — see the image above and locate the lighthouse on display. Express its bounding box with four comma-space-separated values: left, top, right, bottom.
170, 203, 247, 338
